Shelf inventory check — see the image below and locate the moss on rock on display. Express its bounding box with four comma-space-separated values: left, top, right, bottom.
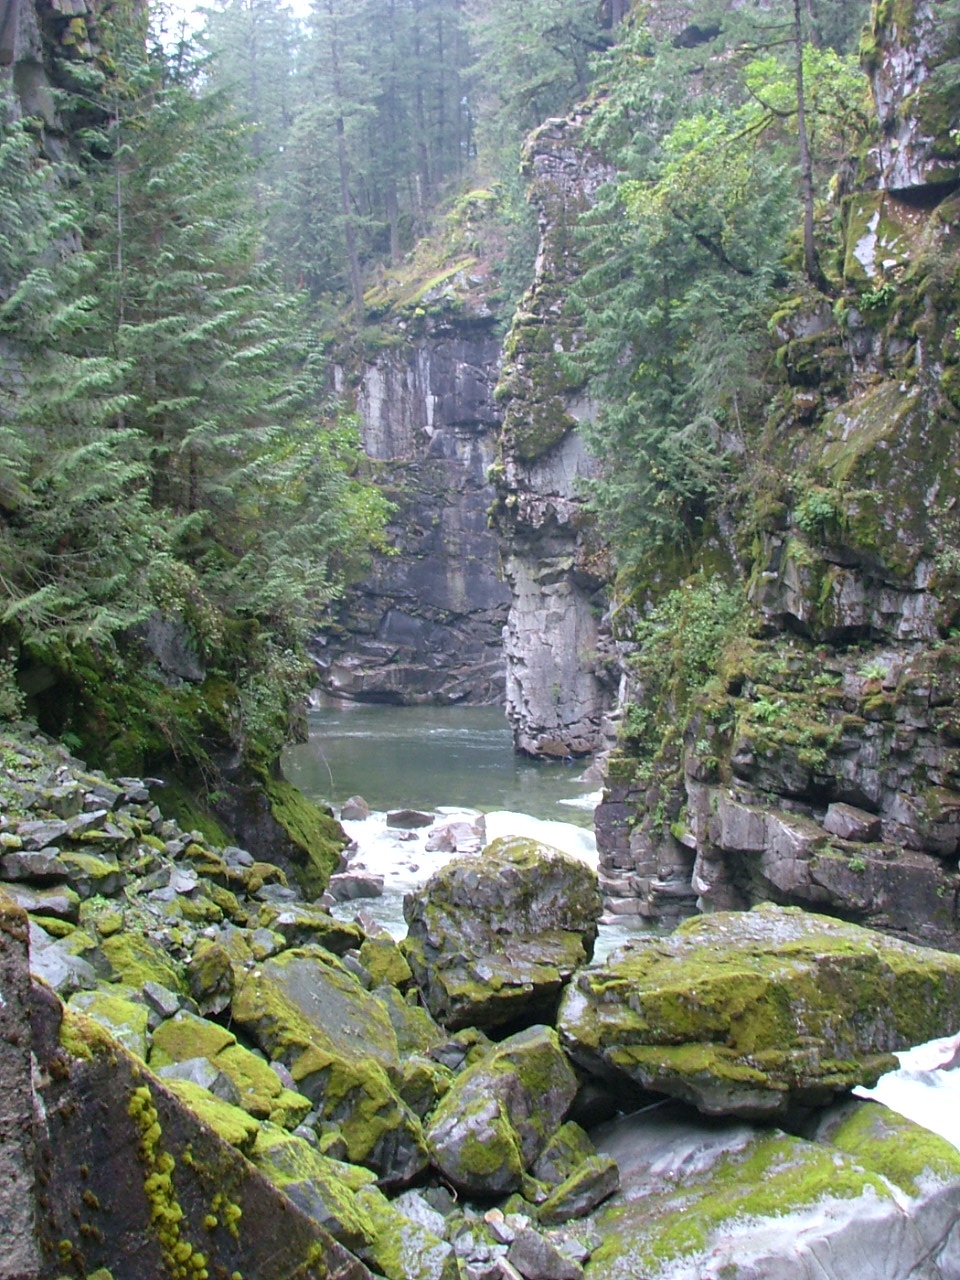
559, 904, 960, 1119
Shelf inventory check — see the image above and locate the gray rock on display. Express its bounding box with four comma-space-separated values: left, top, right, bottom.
388, 809, 434, 829
507, 1229, 583, 1280
4, 882, 80, 921
536, 1156, 619, 1226
156, 1057, 243, 1107
425, 816, 486, 853
142, 980, 181, 1020
327, 871, 385, 901
824, 802, 882, 842
16, 818, 70, 850
391, 1190, 448, 1239
29, 942, 97, 995
0, 849, 68, 882
404, 837, 601, 1031
340, 796, 371, 821
223, 845, 255, 867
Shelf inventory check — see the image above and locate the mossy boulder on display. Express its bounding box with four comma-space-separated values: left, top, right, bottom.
559, 904, 960, 1120
99, 931, 184, 996
585, 1098, 960, 1280
809, 1097, 960, 1197
402, 837, 602, 1031
360, 933, 413, 988
230, 946, 428, 1184
251, 1125, 378, 1253
425, 1024, 578, 1196
353, 1184, 458, 1280
163, 1077, 262, 1155
257, 901, 364, 954
186, 939, 234, 1015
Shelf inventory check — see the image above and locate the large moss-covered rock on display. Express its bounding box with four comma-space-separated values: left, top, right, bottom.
559, 904, 960, 1119
425, 1025, 578, 1195
67, 986, 149, 1059
585, 1099, 960, 1280
403, 837, 601, 1031
230, 946, 429, 1184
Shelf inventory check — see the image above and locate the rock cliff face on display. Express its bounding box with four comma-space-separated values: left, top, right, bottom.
595, 0, 960, 945
320, 307, 511, 705
490, 112, 616, 758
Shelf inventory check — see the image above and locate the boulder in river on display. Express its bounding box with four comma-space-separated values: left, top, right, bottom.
559, 903, 960, 1120
403, 837, 602, 1031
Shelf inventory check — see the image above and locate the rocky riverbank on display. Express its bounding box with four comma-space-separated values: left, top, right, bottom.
5, 724, 960, 1280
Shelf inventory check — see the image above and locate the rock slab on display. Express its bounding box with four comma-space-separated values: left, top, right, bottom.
559, 903, 960, 1119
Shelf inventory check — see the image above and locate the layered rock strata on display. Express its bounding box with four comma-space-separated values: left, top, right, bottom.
593, 0, 960, 937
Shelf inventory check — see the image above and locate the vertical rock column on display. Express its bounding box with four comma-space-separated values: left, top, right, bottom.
492, 111, 616, 758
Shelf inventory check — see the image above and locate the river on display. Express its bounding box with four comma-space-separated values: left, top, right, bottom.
282, 700, 609, 940
284, 700, 960, 1153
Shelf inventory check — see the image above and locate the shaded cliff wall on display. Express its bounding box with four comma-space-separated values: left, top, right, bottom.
319, 310, 511, 705
490, 112, 617, 758
596, 0, 960, 946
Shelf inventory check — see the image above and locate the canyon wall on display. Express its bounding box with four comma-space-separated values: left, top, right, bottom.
489, 112, 617, 758
320, 307, 511, 706
595, 0, 960, 945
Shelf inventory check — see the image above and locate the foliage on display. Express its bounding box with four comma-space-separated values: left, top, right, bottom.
621, 577, 745, 748
0, 25, 389, 770
573, 6, 870, 575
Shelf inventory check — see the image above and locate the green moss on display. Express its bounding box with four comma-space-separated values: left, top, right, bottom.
101, 932, 184, 996
163, 1079, 261, 1155
59, 1004, 120, 1063
68, 988, 149, 1059
822, 1099, 960, 1194
127, 1082, 210, 1280
590, 1131, 893, 1275
150, 1012, 237, 1067
260, 774, 345, 898
353, 1183, 456, 1280
152, 783, 230, 849
359, 935, 412, 988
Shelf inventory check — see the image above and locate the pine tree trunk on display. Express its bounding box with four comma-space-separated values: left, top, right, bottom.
326, 0, 363, 316
794, 0, 824, 290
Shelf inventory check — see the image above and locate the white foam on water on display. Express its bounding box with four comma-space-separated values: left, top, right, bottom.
335, 806, 598, 938
855, 1031, 960, 1151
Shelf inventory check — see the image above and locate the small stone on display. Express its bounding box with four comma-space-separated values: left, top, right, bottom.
142, 980, 182, 1020
824, 802, 882, 843
16, 819, 70, 851
0, 849, 68, 882
387, 808, 434, 829
340, 795, 371, 821
223, 845, 255, 867
156, 1057, 243, 1107
327, 871, 385, 901
507, 1228, 583, 1280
